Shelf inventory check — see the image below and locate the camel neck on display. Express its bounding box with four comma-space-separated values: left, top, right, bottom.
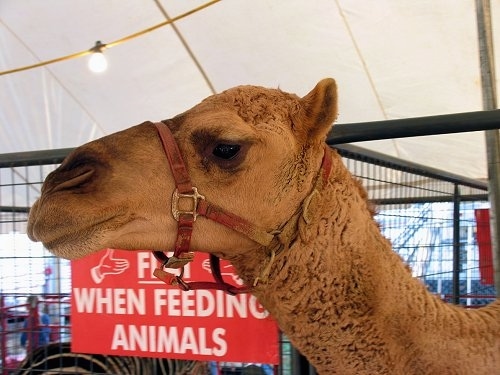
229, 153, 399, 372
229, 148, 497, 374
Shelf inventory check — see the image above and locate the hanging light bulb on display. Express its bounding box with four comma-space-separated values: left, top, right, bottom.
88, 41, 108, 73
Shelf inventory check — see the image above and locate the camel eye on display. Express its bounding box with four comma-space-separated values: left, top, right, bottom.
212, 144, 241, 160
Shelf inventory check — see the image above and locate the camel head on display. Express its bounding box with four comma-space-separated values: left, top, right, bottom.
27, 79, 338, 261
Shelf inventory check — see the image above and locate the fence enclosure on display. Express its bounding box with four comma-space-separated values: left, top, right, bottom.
0, 143, 494, 374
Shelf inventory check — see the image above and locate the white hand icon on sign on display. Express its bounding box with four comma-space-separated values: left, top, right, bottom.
90, 249, 130, 284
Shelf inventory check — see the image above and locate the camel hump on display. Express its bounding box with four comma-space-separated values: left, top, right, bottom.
294, 78, 338, 145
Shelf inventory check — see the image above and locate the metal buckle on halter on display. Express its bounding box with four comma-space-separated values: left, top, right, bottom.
171, 187, 205, 221
163, 252, 195, 268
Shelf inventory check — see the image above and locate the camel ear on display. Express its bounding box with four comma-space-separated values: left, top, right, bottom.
295, 78, 338, 144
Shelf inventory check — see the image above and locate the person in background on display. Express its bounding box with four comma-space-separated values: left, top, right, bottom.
20, 295, 51, 352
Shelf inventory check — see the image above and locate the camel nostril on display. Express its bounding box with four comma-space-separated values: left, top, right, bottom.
47, 168, 95, 194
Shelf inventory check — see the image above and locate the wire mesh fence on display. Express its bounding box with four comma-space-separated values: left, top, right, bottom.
0, 144, 495, 374
340, 145, 494, 305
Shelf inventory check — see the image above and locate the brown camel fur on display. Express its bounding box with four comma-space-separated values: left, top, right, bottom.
28, 79, 500, 374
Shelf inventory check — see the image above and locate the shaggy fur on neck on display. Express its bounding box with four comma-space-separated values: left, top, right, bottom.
232, 147, 500, 375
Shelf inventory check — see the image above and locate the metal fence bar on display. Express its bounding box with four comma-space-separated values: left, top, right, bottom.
452, 185, 461, 305
373, 194, 489, 205
0, 144, 487, 191
0, 149, 70, 168
0, 206, 30, 213
328, 109, 500, 145
476, 0, 500, 295
1, 109, 499, 168
336, 144, 488, 191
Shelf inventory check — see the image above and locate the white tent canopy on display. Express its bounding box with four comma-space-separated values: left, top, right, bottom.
1, 0, 499, 179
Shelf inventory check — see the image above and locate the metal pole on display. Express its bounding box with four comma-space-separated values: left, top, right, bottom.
452, 184, 461, 305
0, 148, 70, 168
1, 296, 8, 375
2, 109, 499, 167
328, 110, 500, 145
476, 0, 500, 294
290, 348, 316, 375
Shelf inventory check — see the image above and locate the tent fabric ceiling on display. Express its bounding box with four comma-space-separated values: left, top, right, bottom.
1, 0, 499, 180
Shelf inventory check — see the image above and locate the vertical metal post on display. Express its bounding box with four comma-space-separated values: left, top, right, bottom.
290, 348, 316, 375
290, 348, 303, 375
1, 295, 7, 375
476, 0, 500, 294
452, 184, 461, 305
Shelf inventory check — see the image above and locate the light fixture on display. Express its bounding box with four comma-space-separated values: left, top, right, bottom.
88, 41, 108, 73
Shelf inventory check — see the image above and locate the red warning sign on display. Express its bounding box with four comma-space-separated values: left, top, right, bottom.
71, 249, 279, 363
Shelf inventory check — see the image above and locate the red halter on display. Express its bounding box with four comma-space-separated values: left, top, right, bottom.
152, 121, 332, 295
152, 121, 275, 295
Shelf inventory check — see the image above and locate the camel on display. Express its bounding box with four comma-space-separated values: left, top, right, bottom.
27, 79, 500, 374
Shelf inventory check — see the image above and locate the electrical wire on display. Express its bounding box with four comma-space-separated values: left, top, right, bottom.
0, 0, 221, 77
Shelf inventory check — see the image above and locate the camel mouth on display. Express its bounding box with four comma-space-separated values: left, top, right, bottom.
28, 179, 137, 258
39, 230, 93, 259
28, 209, 117, 259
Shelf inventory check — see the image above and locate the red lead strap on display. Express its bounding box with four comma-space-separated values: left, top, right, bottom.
153, 253, 250, 295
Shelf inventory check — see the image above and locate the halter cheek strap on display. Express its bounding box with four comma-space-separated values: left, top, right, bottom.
152, 121, 332, 295
152, 121, 273, 295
